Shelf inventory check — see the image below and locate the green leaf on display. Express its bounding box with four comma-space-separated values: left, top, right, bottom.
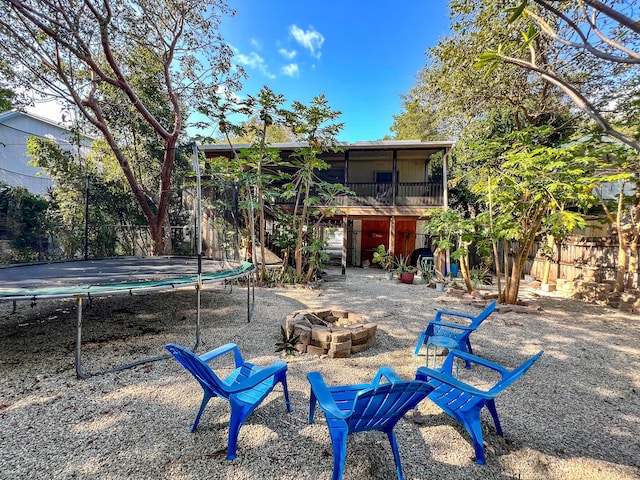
506, 0, 527, 23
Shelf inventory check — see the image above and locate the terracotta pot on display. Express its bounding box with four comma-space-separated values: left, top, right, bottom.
399, 272, 415, 284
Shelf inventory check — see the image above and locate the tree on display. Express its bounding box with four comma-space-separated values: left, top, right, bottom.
0, 59, 15, 112
478, 0, 640, 153
280, 95, 346, 281
392, 0, 573, 141
472, 126, 595, 304
393, 0, 612, 303
422, 209, 476, 292
0, 0, 240, 254
200, 89, 350, 284
582, 139, 640, 292
475, 1, 640, 292
0, 89, 13, 113
27, 135, 162, 258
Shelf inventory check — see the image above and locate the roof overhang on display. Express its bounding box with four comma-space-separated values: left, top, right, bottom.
199, 140, 454, 155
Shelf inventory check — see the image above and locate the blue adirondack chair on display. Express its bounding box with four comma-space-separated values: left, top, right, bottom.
414, 300, 497, 368
415, 349, 543, 465
165, 343, 292, 460
307, 367, 433, 480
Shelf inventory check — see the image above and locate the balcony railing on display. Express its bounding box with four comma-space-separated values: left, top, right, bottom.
337, 182, 443, 207
273, 182, 443, 207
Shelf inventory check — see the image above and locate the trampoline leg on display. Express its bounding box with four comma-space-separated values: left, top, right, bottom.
247, 273, 255, 322
75, 297, 90, 379
193, 282, 201, 351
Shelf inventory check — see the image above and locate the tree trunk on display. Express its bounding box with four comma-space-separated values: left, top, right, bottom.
163, 215, 173, 255
627, 234, 638, 290
492, 240, 503, 303
505, 258, 524, 304
615, 235, 628, 293
458, 249, 474, 292
280, 247, 290, 278
541, 235, 555, 284
294, 174, 311, 279
502, 239, 510, 302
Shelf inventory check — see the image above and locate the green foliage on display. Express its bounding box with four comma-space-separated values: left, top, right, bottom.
0, 182, 49, 262
302, 237, 330, 281
27, 136, 164, 258
372, 244, 394, 270
476, 0, 640, 153
198, 85, 351, 284
393, 255, 417, 274
275, 326, 301, 357
1, 0, 241, 254
470, 266, 493, 286
0, 88, 13, 112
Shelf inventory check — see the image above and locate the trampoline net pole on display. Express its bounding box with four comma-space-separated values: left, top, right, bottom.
193, 143, 203, 351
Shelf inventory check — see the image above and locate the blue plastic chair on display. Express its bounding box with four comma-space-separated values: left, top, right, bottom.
414, 300, 497, 368
307, 367, 433, 480
415, 349, 543, 465
165, 343, 292, 460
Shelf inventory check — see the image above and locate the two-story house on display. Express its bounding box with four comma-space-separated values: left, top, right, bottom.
201, 140, 454, 269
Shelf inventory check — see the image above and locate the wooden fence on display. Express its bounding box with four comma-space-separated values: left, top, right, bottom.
523, 236, 638, 287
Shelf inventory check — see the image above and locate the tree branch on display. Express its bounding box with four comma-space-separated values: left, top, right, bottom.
498, 52, 640, 152
528, 0, 640, 63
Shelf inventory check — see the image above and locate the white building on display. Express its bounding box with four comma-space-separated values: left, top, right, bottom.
0, 109, 92, 195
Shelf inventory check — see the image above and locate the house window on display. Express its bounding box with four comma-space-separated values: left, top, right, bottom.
375, 171, 394, 183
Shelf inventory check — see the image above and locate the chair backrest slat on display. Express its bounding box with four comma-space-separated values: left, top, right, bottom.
165, 344, 229, 398
430, 384, 476, 411
348, 382, 432, 432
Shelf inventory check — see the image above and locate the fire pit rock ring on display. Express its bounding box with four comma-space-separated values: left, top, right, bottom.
284, 308, 377, 358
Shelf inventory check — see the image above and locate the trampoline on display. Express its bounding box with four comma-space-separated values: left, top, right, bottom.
0, 256, 255, 378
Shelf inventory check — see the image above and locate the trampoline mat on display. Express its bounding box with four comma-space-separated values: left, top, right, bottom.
0, 257, 253, 299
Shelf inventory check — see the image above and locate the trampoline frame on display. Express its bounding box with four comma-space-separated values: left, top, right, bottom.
0, 258, 255, 378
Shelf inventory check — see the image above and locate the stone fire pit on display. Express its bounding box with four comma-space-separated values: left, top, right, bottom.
284, 308, 377, 358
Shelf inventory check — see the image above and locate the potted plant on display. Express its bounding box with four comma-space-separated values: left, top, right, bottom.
372, 244, 394, 280
393, 255, 417, 284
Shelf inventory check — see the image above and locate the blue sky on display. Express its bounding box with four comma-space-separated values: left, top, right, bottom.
217, 1, 451, 142
26, 1, 452, 143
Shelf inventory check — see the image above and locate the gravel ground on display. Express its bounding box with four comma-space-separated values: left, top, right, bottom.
1, 267, 639, 480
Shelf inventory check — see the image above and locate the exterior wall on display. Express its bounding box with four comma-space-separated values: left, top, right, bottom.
348, 159, 390, 182
397, 158, 426, 181
347, 154, 430, 183
0, 110, 92, 196
394, 219, 417, 259
352, 219, 362, 266
360, 218, 390, 265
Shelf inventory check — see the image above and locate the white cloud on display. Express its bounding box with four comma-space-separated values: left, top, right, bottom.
235, 51, 276, 79
290, 25, 324, 59
279, 48, 297, 60
282, 63, 300, 77
250, 38, 261, 50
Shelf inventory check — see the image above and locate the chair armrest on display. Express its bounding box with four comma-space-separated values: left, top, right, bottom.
415, 367, 495, 400
429, 320, 476, 332
371, 366, 403, 386
434, 310, 475, 323
307, 372, 351, 419
225, 361, 288, 394
444, 350, 509, 376
199, 343, 244, 367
